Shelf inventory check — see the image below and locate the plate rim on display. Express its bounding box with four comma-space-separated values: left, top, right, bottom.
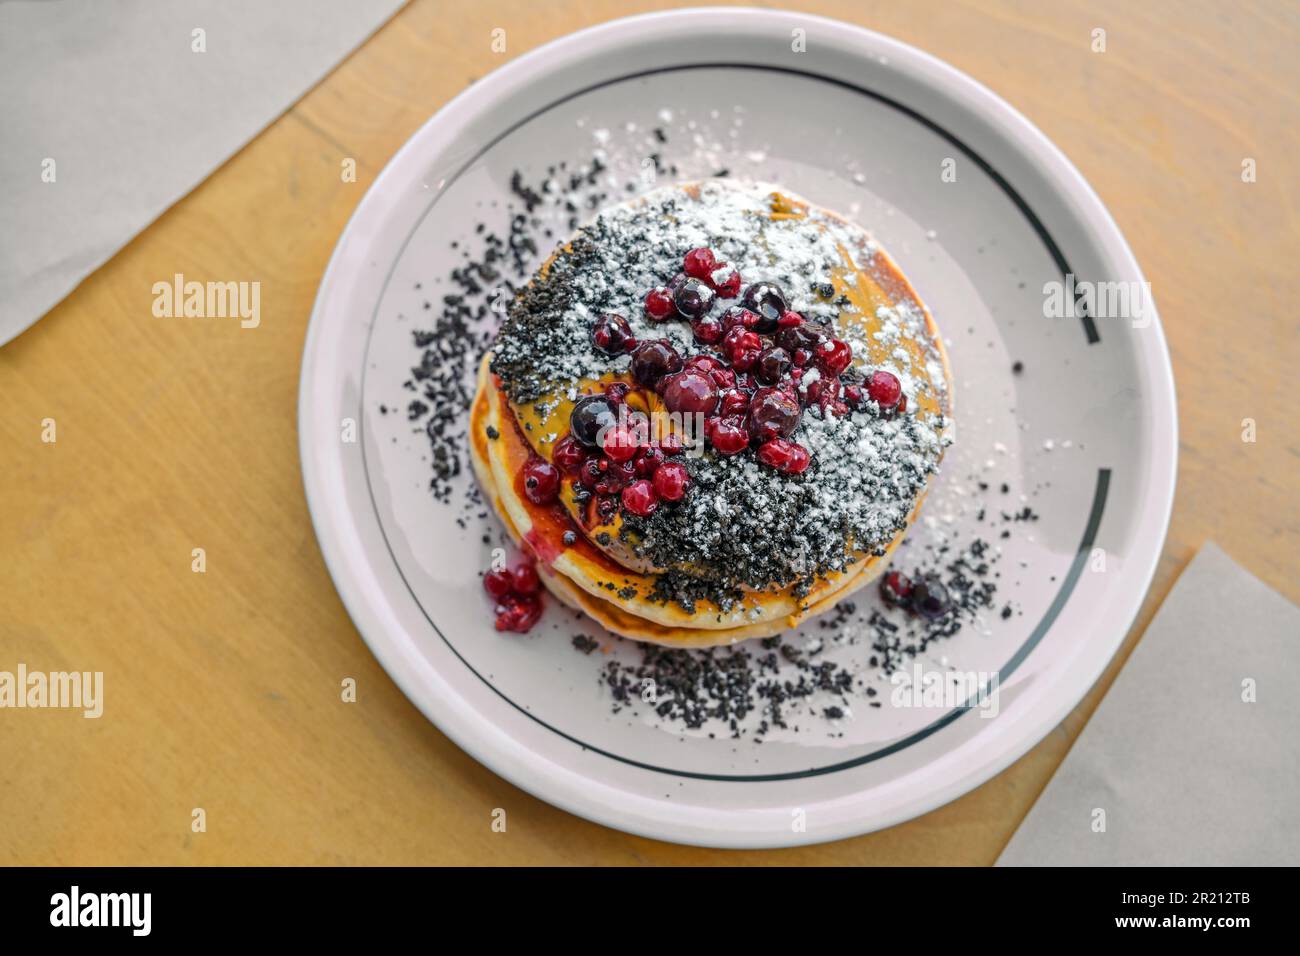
298, 6, 1178, 848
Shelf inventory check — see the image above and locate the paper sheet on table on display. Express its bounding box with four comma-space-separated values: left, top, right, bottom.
0, 0, 406, 347
997, 542, 1300, 866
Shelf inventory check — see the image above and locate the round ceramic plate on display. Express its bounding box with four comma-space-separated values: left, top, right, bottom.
299, 9, 1176, 847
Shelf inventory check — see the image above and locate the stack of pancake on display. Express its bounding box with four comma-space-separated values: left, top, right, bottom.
471, 180, 951, 646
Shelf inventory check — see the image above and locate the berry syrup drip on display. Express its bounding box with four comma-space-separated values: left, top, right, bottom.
502, 395, 628, 575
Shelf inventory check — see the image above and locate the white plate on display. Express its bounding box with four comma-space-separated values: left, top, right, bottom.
299, 9, 1176, 848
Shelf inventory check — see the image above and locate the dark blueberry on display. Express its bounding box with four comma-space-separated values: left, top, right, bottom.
755, 346, 791, 385
911, 577, 952, 620
739, 281, 787, 333
630, 339, 683, 387
778, 321, 826, 353
747, 388, 801, 443
591, 313, 634, 355
673, 277, 716, 320
569, 395, 618, 448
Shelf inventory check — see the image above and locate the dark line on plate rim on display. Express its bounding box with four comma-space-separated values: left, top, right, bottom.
383, 61, 1102, 347
356, 63, 1111, 782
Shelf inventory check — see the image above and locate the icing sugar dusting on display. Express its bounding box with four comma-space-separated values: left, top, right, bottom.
491, 179, 950, 600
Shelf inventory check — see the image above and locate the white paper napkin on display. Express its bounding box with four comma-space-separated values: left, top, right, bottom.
997, 541, 1300, 866
0, 0, 405, 346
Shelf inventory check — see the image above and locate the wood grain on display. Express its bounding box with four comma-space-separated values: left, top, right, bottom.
2, 0, 1296, 865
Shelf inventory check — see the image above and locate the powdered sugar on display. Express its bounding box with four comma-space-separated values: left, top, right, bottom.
491, 179, 950, 601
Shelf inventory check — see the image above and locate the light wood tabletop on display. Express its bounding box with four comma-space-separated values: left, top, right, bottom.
2, 0, 1297, 865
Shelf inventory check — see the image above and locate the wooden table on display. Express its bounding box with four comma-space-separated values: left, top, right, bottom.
2, 0, 1296, 865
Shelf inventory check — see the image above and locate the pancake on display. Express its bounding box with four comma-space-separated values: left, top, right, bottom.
470, 360, 920, 645
475, 180, 951, 645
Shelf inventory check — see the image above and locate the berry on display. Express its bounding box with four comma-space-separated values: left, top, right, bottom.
721, 306, 760, 331
521, 457, 560, 504
712, 267, 741, 298
600, 423, 642, 463
569, 395, 619, 448
739, 281, 788, 333
707, 417, 749, 455
911, 577, 951, 620
778, 321, 825, 354
591, 313, 634, 355
630, 340, 682, 387
757, 438, 811, 474
578, 456, 605, 491
747, 388, 801, 442
633, 445, 665, 477
494, 592, 543, 633
684, 354, 724, 374
652, 460, 689, 501
756, 346, 792, 385
673, 276, 716, 319
685, 354, 736, 389
721, 325, 762, 371
579, 456, 632, 495
551, 434, 588, 474
607, 458, 637, 492
816, 338, 853, 376
683, 247, 717, 280
604, 381, 630, 405
644, 286, 676, 321
594, 494, 619, 524
621, 479, 660, 518
588, 459, 632, 495
659, 432, 685, 455
843, 384, 865, 411
511, 562, 541, 594
691, 314, 724, 344
866, 369, 902, 410
623, 408, 650, 438
777, 310, 804, 329
703, 363, 737, 389
719, 388, 750, 418
879, 570, 912, 607
894, 394, 908, 416
805, 375, 840, 408
483, 568, 513, 599
661, 370, 719, 416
